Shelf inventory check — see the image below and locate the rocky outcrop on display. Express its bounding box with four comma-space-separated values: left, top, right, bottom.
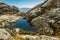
0, 2, 19, 15
0, 28, 14, 40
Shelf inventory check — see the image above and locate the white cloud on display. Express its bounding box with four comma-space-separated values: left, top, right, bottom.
15, 0, 45, 8
16, 5, 34, 8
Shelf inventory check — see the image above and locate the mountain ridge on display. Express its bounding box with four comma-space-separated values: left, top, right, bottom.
20, 8, 31, 13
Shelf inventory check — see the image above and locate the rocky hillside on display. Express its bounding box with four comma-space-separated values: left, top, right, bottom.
26, 0, 57, 21
0, 2, 20, 15
0, 0, 60, 40
30, 0, 60, 36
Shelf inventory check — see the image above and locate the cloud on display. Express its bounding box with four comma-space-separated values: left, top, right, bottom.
16, 5, 35, 8
15, 1, 44, 8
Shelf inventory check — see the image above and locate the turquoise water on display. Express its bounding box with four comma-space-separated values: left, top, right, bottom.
10, 19, 38, 32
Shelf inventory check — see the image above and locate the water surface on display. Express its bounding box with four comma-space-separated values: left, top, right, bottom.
10, 19, 38, 32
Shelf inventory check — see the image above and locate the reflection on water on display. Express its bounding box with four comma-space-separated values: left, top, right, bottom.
10, 19, 38, 32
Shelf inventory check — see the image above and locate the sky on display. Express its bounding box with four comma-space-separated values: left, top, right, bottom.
0, 0, 45, 8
